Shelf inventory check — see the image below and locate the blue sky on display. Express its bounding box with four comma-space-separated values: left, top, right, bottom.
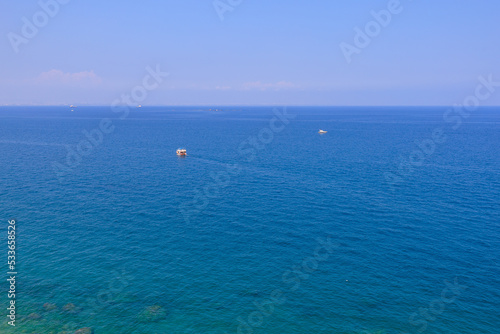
1, 0, 499, 106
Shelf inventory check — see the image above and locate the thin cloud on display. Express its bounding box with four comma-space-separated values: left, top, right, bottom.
34, 69, 102, 85
215, 85, 231, 90
242, 81, 296, 91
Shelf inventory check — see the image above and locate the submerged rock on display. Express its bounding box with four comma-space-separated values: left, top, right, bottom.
138, 305, 167, 322
62, 303, 80, 314
73, 328, 94, 334
43, 302, 58, 311
27, 312, 42, 320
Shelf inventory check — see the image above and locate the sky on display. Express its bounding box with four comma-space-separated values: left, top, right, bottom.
0, 0, 499, 106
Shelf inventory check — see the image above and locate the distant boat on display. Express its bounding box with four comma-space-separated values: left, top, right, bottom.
176, 148, 187, 156
318, 129, 327, 134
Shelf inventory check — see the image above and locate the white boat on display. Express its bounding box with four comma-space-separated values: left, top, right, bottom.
176, 148, 187, 156
318, 129, 327, 134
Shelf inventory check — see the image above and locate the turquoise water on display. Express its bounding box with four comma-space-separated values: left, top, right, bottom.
0, 106, 499, 333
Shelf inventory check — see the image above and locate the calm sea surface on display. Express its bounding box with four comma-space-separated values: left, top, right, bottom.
0, 106, 499, 333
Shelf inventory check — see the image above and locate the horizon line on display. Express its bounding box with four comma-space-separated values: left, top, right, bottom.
1, 105, 500, 108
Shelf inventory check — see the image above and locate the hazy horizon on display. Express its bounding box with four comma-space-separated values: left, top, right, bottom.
2, 104, 500, 108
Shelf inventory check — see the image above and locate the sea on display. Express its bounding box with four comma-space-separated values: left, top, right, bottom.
0, 106, 498, 334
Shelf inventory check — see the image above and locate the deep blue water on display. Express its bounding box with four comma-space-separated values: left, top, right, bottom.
0, 106, 499, 333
